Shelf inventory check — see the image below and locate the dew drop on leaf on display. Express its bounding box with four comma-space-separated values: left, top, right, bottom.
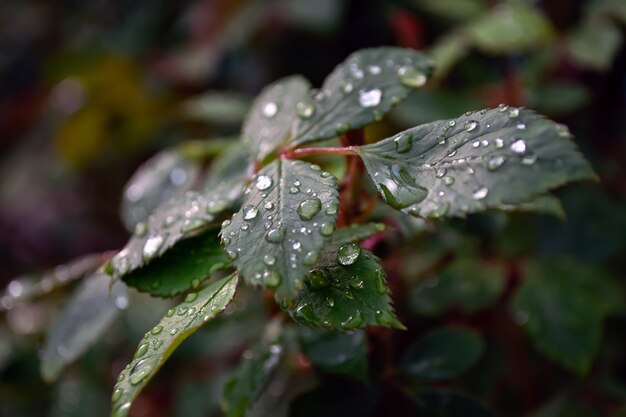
511, 139, 527, 154
472, 187, 489, 200
266, 226, 286, 243
184, 292, 198, 302
319, 222, 335, 236
262, 102, 278, 118
358, 88, 382, 108
263, 255, 276, 266
495, 138, 504, 148
465, 120, 479, 132
307, 269, 329, 289
340, 310, 364, 330
393, 134, 412, 153
264, 201, 274, 210
133, 222, 147, 237
326, 202, 339, 215
337, 244, 362, 266
488, 155, 506, 171
129, 359, 153, 386
297, 198, 322, 221
522, 154, 537, 165
296, 101, 315, 119
180, 218, 208, 233
242, 205, 259, 220
509, 107, 520, 118
303, 250, 320, 266
341, 82, 354, 94
435, 168, 446, 178
256, 175, 273, 191
263, 270, 281, 288
397, 66, 427, 87
142, 235, 164, 261
497, 103, 509, 112
226, 250, 238, 260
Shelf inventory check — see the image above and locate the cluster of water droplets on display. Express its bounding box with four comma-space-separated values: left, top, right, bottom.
294, 248, 394, 329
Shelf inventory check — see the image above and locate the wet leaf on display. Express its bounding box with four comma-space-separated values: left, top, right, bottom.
222, 321, 285, 417
243, 76, 311, 162
1, 252, 111, 311
290, 47, 433, 147
107, 185, 242, 283
299, 328, 368, 382
409, 258, 506, 316
401, 327, 485, 380
280, 246, 403, 330
120, 149, 201, 232
512, 260, 622, 375
221, 159, 339, 298
41, 273, 128, 382
328, 223, 385, 246
122, 230, 229, 297
466, 3, 555, 54
111, 274, 238, 417
567, 20, 623, 71
357, 107, 595, 219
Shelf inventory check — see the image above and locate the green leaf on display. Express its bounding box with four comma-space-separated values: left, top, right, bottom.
290, 47, 433, 147
567, 20, 623, 71
1, 252, 111, 311
357, 106, 595, 219
120, 149, 200, 232
409, 258, 506, 316
122, 230, 229, 297
512, 259, 622, 375
412, 390, 493, 417
222, 321, 285, 417
466, 3, 555, 54
221, 159, 340, 298
242, 76, 311, 162
280, 246, 403, 330
299, 328, 368, 382
41, 273, 128, 382
401, 327, 485, 380
107, 184, 242, 282
203, 144, 252, 194
111, 274, 238, 417
328, 223, 385, 246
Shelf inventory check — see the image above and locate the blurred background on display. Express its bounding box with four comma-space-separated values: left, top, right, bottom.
0, 0, 625, 416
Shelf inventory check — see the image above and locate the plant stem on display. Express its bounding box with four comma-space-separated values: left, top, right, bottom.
281, 146, 358, 159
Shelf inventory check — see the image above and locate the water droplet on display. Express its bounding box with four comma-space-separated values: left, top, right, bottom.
256, 175, 272, 190
134, 343, 149, 359
263, 270, 281, 287
435, 168, 446, 178
465, 120, 479, 132
112, 388, 123, 403
143, 235, 164, 260
488, 155, 506, 171
511, 139, 527, 154
129, 359, 154, 385
397, 66, 427, 87
556, 124, 571, 137
447, 120, 456, 128
296, 101, 315, 118
393, 134, 412, 153
368, 65, 382, 74
292, 241, 302, 250
263, 201, 275, 211
226, 250, 238, 260
307, 269, 329, 288
358, 88, 382, 107
181, 218, 209, 233
326, 202, 339, 215
289, 187, 300, 194
341, 82, 354, 94
443, 176, 455, 186
447, 149, 457, 157
509, 107, 520, 118
266, 227, 285, 243
472, 141, 480, 148
378, 164, 428, 209
350, 276, 364, 289
374, 270, 387, 294
151, 325, 163, 335
319, 222, 335, 236
297, 198, 322, 221
294, 303, 317, 324
516, 123, 526, 130
498, 103, 509, 112
243, 205, 259, 220
184, 292, 198, 303
337, 244, 361, 266
472, 187, 489, 200
166, 308, 175, 317
221, 219, 231, 228
340, 310, 364, 330
303, 250, 320, 266
262, 102, 277, 118
522, 154, 537, 165
133, 222, 147, 237
112, 402, 131, 417
495, 138, 504, 148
